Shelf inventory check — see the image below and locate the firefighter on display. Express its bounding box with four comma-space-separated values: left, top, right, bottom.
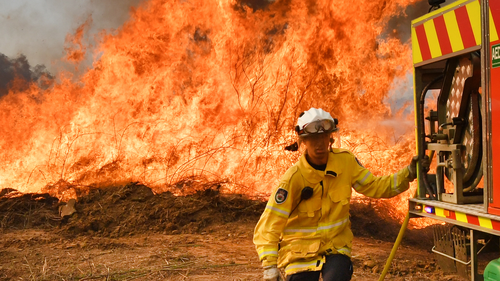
254, 108, 429, 281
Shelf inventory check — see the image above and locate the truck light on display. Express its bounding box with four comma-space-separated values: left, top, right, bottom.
424, 206, 435, 214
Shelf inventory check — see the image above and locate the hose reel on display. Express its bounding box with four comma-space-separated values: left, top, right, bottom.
421, 53, 484, 203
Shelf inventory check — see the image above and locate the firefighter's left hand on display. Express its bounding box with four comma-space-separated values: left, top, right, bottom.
408, 155, 430, 181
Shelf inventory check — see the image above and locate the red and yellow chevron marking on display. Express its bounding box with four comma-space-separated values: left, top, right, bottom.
423, 204, 500, 232
412, 0, 500, 65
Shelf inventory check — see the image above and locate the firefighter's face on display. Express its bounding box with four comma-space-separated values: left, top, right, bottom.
302, 133, 330, 165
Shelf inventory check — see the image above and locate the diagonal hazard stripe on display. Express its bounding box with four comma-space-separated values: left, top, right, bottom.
455, 5, 477, 48
424, 19, 442, 58
425, 206, 500, 232
412, 0, 500, 64
467, 214, 480, 226
479, 217, 493, 229
411, 27, 423, 63
490, 9, 499, 42
456, 212, 468, 223
444, 10, 464, 52
448, 210, 456, 220
435, 207, 445, 217
490, 0, 500, 42
415, 24, 432, 61
466, 0, 481, 45
492, 220, 500, 231
434, 15, 452, 55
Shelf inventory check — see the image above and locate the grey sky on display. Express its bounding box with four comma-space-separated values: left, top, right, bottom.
0, 0, 457, 75
0, 0, 144, 73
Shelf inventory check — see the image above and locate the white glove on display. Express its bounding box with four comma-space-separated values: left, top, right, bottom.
263, 265, 280, 281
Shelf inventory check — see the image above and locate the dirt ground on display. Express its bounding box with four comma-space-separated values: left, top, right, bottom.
0, 182, 479, 280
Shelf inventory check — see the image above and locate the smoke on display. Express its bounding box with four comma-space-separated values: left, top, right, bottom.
0, 53, 53, 97
384, 0, 459, 43
0, 0, 145, 74
378, 0, 461, 138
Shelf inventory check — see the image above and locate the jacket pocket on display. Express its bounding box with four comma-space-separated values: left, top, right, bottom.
297, 196, 322, 218
290, 239, 321, 258
328, 186, 351, 206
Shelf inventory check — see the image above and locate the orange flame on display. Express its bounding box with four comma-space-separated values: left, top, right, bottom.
1, 0, 423, 221
64, 16, 92, 64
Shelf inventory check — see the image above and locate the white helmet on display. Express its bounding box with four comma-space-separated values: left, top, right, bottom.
295, 108, 338, 136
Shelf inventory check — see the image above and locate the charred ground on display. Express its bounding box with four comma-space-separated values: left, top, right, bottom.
0, 182, 465, 280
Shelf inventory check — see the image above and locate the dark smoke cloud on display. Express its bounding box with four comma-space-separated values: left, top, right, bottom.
384, 0, 459, 43
383, 0, 429, 43
0, 53, 53, 97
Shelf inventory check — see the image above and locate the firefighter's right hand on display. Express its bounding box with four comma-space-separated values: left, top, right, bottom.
408, 155, 430, 181
263, 265, 280, 281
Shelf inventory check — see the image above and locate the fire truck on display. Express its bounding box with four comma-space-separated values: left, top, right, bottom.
409, 0, 500, 279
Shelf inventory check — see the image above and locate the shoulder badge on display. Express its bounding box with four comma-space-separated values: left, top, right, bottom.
275, 188, 288, 204
355, 157, 365, 168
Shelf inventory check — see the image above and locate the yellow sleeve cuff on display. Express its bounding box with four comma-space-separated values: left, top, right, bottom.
262, 256, 278, 267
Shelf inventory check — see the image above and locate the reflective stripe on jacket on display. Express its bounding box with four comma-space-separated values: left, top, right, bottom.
253, 148, 411, 275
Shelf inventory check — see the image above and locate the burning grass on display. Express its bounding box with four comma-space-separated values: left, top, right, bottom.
1, 0, 419, 198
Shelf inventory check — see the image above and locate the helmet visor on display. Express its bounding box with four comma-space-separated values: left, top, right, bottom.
303, 119, 336, 134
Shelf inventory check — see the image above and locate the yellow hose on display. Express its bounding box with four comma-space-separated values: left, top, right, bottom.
379, 150, 434, 280
378, 210, 410, 281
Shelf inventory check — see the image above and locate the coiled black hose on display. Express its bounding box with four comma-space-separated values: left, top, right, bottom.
418, 74, 444, 200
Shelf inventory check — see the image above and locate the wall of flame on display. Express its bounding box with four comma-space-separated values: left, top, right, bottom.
0, 0, 420, 210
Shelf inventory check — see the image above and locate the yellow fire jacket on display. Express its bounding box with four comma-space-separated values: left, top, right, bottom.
253, 148, 412, 276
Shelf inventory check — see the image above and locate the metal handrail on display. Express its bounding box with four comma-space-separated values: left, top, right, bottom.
431, 246, 471, 265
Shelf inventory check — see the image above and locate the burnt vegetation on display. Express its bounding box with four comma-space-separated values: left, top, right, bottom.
0, 181, 433, 249
0, 182, 265, 238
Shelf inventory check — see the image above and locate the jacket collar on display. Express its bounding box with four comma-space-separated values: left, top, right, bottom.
298, 149, 343, 183
326, 148, 345, 177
